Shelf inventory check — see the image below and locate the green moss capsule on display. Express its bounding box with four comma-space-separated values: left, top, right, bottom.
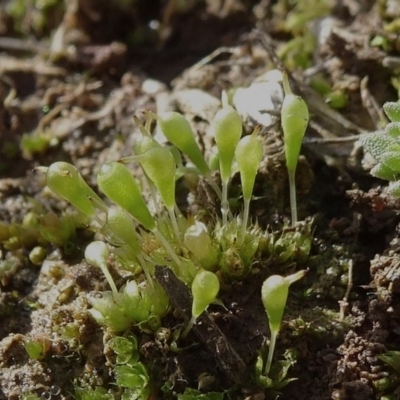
40, 161, 104, 217
182, 269, 220, 337
97, 161, 156, 231
156, 111, 211, 176
191, 269, 220, 319
235, 127, 263, 242
137, 145, 176, 211
281, 73, 309, 173
213, 93, 243, 183
281, 73, 309, 225
212, 92, 243, 224
261, 270, 307, 377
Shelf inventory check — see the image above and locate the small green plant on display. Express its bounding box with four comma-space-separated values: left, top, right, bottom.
281, 72, 309, 225
211, 92, 243, 225
37, 85, 313, 397
235, 126, 263, 244
87, 278, 168, 332
75, 335, 149, 400
261, 270, 307, 377
183, 268, 220, 336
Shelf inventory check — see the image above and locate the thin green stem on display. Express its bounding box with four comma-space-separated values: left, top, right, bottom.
136, 253, 154, 289
239, 198, 250, 246
167, 206, 181, 244
288, 169, 298, 226
99, 263, 118, 298
181, 315, 196, 338
221, 180, 229, 225
264, 329, 278, 377
153, 229, 182, 267
206, 175, 222, 200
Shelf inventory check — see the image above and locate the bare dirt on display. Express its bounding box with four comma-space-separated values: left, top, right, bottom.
1, 1, 400, 399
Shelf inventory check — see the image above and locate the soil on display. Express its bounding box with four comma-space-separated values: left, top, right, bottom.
1, 1, 400, 399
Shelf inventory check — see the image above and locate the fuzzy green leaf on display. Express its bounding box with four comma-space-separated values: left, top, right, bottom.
386, 122, 400, 138
379, 151, 400, 172
360, 132, 400, 162
370, 163, 398, 181
384, 102, 400, 122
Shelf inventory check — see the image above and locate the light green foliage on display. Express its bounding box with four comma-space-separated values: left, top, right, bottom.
87, 290, 134, 332
87, 280, 169, 332
261, 270, 307, 377
21, 394, 41, 400
23, 337, 50, 360
268, 222, 313, 264
108, 335, 149, 400
74, 387, 114, 400
177, 388, 224, 400
310, 75, 348, 109
38, 212, 77, 247
360, 101, 400, 195
278, 33, 316, 70
215, 219, 261, 279
38, 90, 315, 395
108, 336, 139, 365
283, 0, 332, 33
114, 363, 149, 400
7, 0, 64, 36
274, 0, 332, 70
378, 351, 400, 375
20, 131, 52, 159
384, 102, 400, 122
255, 348, 298, 390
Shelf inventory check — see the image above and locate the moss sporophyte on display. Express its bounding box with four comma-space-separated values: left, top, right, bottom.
38, 84, 312, 393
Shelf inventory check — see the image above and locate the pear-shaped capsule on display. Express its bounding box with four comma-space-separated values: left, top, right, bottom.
41, 161, 104, 217
281, 73, 309, 173
97, 162, 155, 231
191, 269, 220, 319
